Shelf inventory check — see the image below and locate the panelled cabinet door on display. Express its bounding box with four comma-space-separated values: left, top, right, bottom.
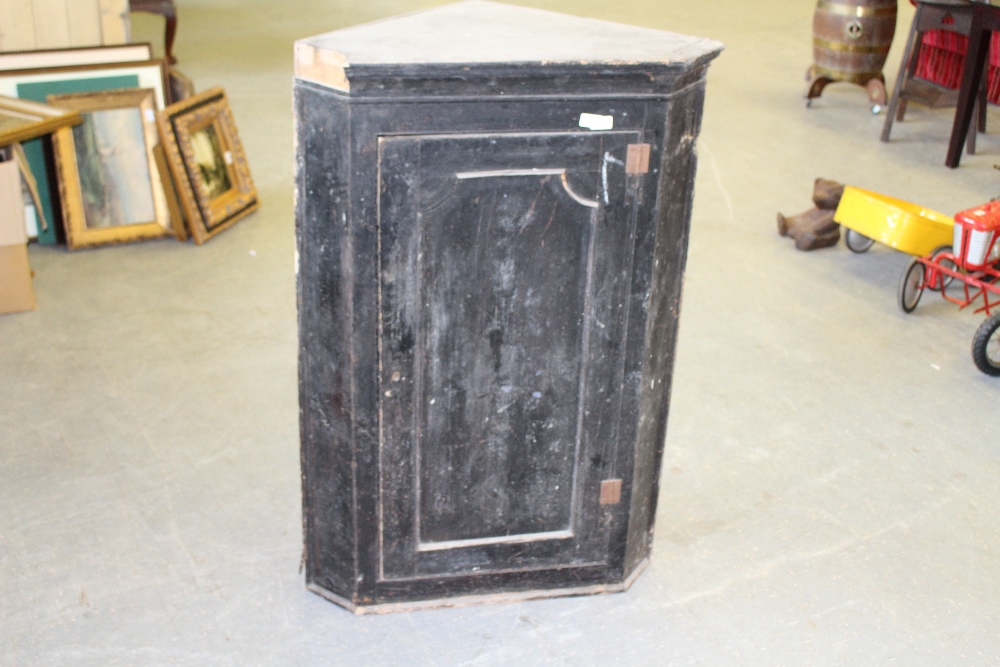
377, 131, 645, 581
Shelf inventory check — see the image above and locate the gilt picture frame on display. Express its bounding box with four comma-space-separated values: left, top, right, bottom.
48, 88, 172, 249
156, 86, 258, 244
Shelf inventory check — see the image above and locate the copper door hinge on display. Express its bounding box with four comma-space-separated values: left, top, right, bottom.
600, 479, 622, 505
625, 144, 651, 174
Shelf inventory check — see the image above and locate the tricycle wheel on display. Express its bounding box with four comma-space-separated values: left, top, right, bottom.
972, 313, 1000, 376
898, 257, 925, 313
928, 245, 956, 292
844, 229, 875, 253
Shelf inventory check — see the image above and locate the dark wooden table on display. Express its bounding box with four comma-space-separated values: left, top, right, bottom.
947, 0, 1000, 167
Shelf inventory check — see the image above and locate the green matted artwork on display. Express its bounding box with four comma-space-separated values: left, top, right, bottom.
17, 75, 138, 245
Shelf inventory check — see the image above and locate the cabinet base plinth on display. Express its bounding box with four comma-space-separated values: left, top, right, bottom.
307, 558, 650, 615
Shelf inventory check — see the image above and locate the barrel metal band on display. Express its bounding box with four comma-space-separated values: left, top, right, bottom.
813, 37, 892, 54
816, 1, 898, 18
811, 64, 884, 82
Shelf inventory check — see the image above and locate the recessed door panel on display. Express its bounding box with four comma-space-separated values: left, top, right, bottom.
377, 131, 641, 580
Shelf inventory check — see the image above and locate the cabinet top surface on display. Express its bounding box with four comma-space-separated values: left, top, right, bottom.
295, 0, 722, 91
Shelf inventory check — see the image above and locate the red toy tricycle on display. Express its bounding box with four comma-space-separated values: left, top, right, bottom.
898, 200, 1000, 375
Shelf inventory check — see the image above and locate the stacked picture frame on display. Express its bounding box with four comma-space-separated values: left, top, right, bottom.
157, 86, 258, 244
0, 44, 257, 250
48, 87, 172, 248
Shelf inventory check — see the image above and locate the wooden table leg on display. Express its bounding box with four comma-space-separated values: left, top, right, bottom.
882, 5, 923, 142
162, 2, 176, 64
129, 0, 178, 64
946, 9, 990, 168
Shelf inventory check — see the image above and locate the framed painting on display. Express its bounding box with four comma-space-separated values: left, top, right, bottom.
0, 58, 169, 245
157, 86, 258, 244
47, 88, 172, 249
0, 95, 81, 147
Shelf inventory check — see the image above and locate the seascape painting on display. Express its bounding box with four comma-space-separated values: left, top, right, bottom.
190, 123, 232, 200
73, 107, 155, 229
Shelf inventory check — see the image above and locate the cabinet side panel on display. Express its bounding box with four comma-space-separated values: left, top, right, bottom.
624, 78, 708, 575
296, 83, 357, 599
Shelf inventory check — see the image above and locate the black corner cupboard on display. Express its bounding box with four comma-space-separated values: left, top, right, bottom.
294, 0, 722, 613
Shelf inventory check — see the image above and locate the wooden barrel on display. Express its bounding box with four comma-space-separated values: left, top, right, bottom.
813, 0, 897, 85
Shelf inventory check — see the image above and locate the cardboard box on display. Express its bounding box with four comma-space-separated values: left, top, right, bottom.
0, 159, 35, 314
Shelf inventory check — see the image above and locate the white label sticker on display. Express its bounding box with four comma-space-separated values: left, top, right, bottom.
24, 205, 37, 239
579, 113, 613, 131
144, 108, 155, 123
223, 151, 233, 165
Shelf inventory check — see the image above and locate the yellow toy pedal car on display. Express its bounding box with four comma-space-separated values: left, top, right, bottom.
833, 186, 954, 257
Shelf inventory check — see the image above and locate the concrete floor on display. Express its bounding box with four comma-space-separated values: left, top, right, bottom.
2, 0, 999, 664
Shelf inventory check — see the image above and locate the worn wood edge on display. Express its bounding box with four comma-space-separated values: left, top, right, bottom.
291, 0, 443, 89
292, 6, 723, 96
294, 41, 350, 92
294, 1, 723, 71
291, 56, 716, 104
308, 559, 650, 615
